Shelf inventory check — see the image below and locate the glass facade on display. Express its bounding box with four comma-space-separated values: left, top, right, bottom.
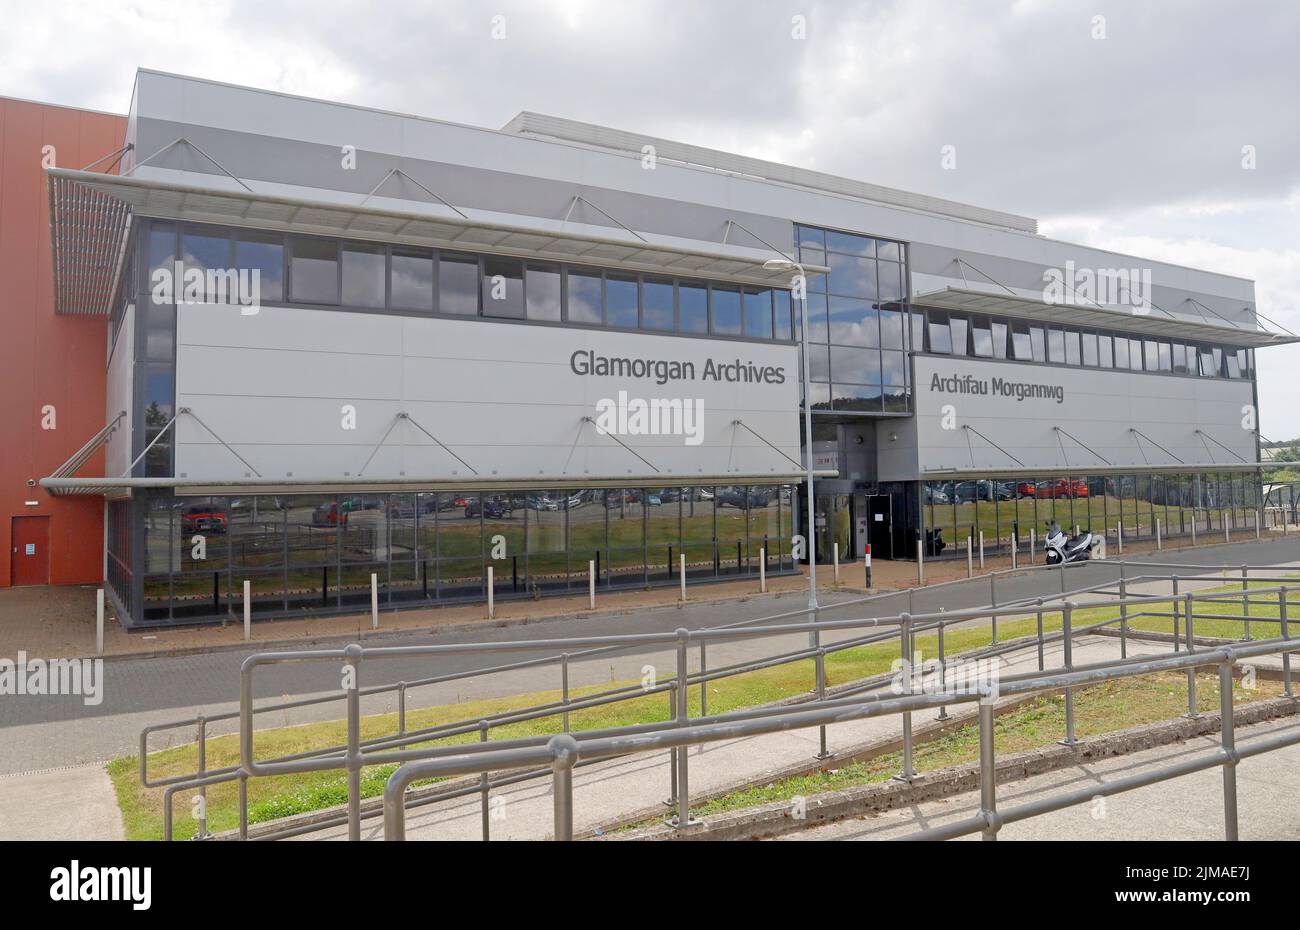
132, 485, 795, 624
920, 471, 1262, 557
795, 224, 912, 414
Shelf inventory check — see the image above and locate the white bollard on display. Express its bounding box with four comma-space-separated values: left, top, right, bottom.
978, 531, 985, 570
1099, 534, 1107, 560
680, 554, 686, 601
1117, 523, 1124, 555
1255, 513, 1260, 540
588, 560, 596, 610
487, 565, 495, 619
95, 589, 105, 655
371, 573, 379, 630
1011, 534, 1018, 569
243, 579, 251, 642
966, 536, 974, 577
1156, 518, 1162, 550
917, 538, 925, 585
760, 547, 767, 593
1225, 521, 1230, 544
1192, 517, 1197, 545
833, 542, 840, 586
1030, 528, 1036, 563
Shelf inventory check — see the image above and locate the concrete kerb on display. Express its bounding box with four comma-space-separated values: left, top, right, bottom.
606, 693, 1300, 842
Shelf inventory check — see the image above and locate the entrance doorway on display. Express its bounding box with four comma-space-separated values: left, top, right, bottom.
865, 494, 894, 560
11, 516, 50, 586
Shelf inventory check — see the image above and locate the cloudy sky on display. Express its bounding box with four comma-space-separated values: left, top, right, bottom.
3, 0, 1297, 436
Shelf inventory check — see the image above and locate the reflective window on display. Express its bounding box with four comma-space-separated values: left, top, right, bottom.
390, 250, 434, 311
182, 231, 231, 303
928, 313, 953, 354
605, 274, 638, 329
972, 317, 993, 357
439, 255, 479, 315
710, 286, 742, 335
341, 244, 386, 309
1029, 325, 1045, 361
991, 320, 1008, 359
743, 288, 773, 338
679, 283, 708, 333
774, 290, 793, 340
825, 230, 874, 257
1047, 327, 1066, 363
642, 278, 674, 331
235, 232, 284, 302
1098, 334, 1114, 367
525, 264, 562, 321
1011, 322, 1032, 360
827, 253, 876, 297
1082, 331, 1099, 366
879, 309, 904, 350
567, 269, 602, 324
482, 258, 525, 319
829, 298, 878, 347
1115, 336, 1131, 369
949, 315, 969, 356
289, 238, 339, 304
1065, 329, 1081, 365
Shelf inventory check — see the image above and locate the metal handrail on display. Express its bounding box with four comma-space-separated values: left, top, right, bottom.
144, 558, 1297, 839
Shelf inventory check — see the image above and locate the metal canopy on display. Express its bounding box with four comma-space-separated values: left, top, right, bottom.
910, 285, 1296, 349
47, 167, 826, 316
40, 471, 829, 498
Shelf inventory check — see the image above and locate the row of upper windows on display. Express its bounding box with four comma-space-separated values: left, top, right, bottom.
921, 309, 1255, 379
143, 222, 796, 342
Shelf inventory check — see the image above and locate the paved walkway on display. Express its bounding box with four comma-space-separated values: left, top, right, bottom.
776, 714, 1300, 841
0, 764, 124, 840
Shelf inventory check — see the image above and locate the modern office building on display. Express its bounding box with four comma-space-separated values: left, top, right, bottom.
15, 70, 1294, 627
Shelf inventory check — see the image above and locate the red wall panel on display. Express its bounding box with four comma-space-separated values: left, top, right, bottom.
0, 98, 126, 586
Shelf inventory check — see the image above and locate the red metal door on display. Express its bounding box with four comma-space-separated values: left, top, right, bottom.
11, 517, 50, 586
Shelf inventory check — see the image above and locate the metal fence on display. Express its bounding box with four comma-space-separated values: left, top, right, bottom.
139, 557, 1299, 841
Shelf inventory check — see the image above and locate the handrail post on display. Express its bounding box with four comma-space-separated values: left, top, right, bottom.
1185, 593, 1199, 718
1035, 598, 1045, 671
1218, 662, 1239, 841
815, 647, 831, 760
1060, 601, 1076, 745
896, 614, 915, 781
1241, 565, 1251, 641
549, 734, 579, 841
978, 701, 999, 841
195, 716, 208, 840
479, 720, 491, 841
345, 643, 363, 841
990, 574, 998, 644
1171, 575, 1181, 652
936, 617, 950, 721
699, 640, 709, 717
672, 628, 695, 827
397, 682, 407, 736
561, 654, 571, 732
238, 770, 248, 840
1118, 575, 1128, 660
1282, 587, 1292, 698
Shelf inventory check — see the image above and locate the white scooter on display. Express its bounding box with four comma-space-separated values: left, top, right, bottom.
1043, 521, 1102, 564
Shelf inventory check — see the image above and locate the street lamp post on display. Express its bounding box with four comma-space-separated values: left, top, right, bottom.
764, 259, 819, 627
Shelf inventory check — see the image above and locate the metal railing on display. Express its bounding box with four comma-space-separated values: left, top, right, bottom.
140, 556, 1299, 841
